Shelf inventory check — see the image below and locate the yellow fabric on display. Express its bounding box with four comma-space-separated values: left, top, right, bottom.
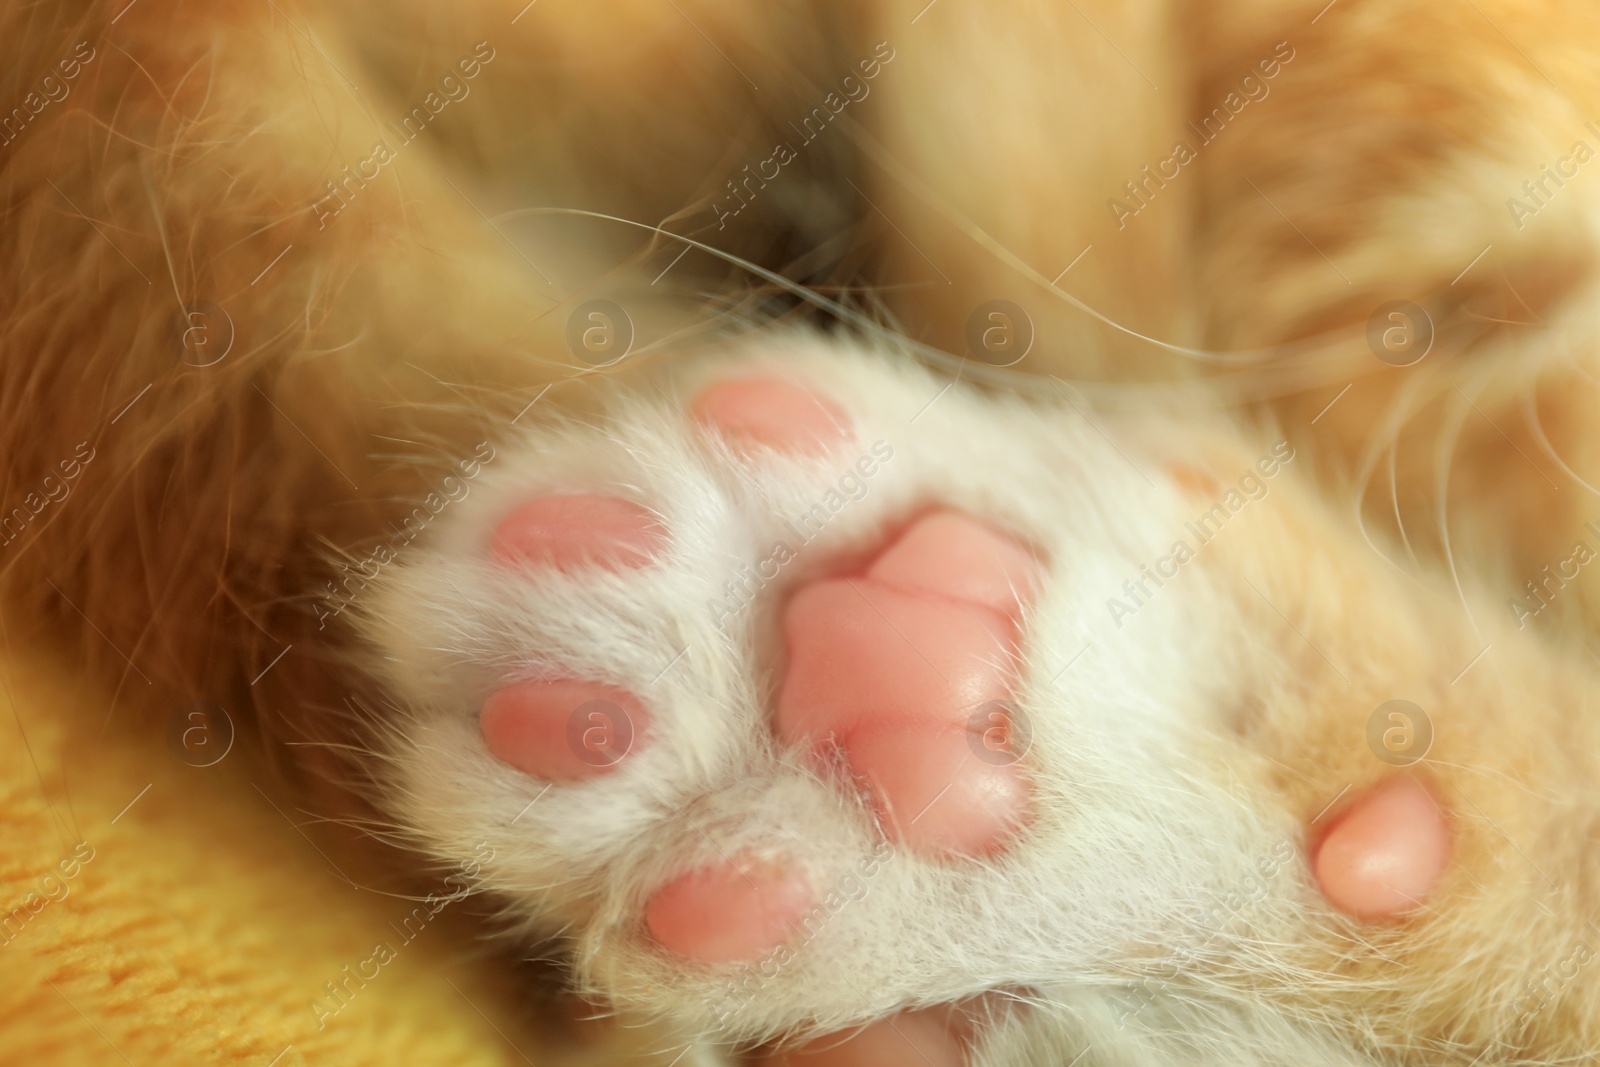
0, 651, 591, 1065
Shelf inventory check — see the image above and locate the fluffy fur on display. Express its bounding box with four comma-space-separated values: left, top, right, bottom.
5, 0, 1600, 1064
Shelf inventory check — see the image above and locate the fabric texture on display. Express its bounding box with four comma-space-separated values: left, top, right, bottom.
0, 648, 628, 1066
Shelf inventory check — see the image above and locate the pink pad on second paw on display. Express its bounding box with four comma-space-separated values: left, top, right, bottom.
1312, 776, 1450, 920
490, 493, 664, 570
691, 377, 850, 455
777, 512, 1039, 857
481, 678, 648, 781
645, 855, 813, 963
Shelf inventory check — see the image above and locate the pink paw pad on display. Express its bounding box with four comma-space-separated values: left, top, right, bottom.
691, 377, 850, 455
778, 510, 1039, 857
866, 509, 1040, 615
644, 855, 813, 963
490, 493, 663, 570
641, 511, 1039, 964
481, 678, 648, 781
1312, 776, 1450, 920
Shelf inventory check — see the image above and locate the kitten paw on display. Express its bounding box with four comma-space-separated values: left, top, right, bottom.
361, 334, 1307, 1041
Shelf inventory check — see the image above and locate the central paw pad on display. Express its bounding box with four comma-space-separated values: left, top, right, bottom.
775, 511, 1037, 859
